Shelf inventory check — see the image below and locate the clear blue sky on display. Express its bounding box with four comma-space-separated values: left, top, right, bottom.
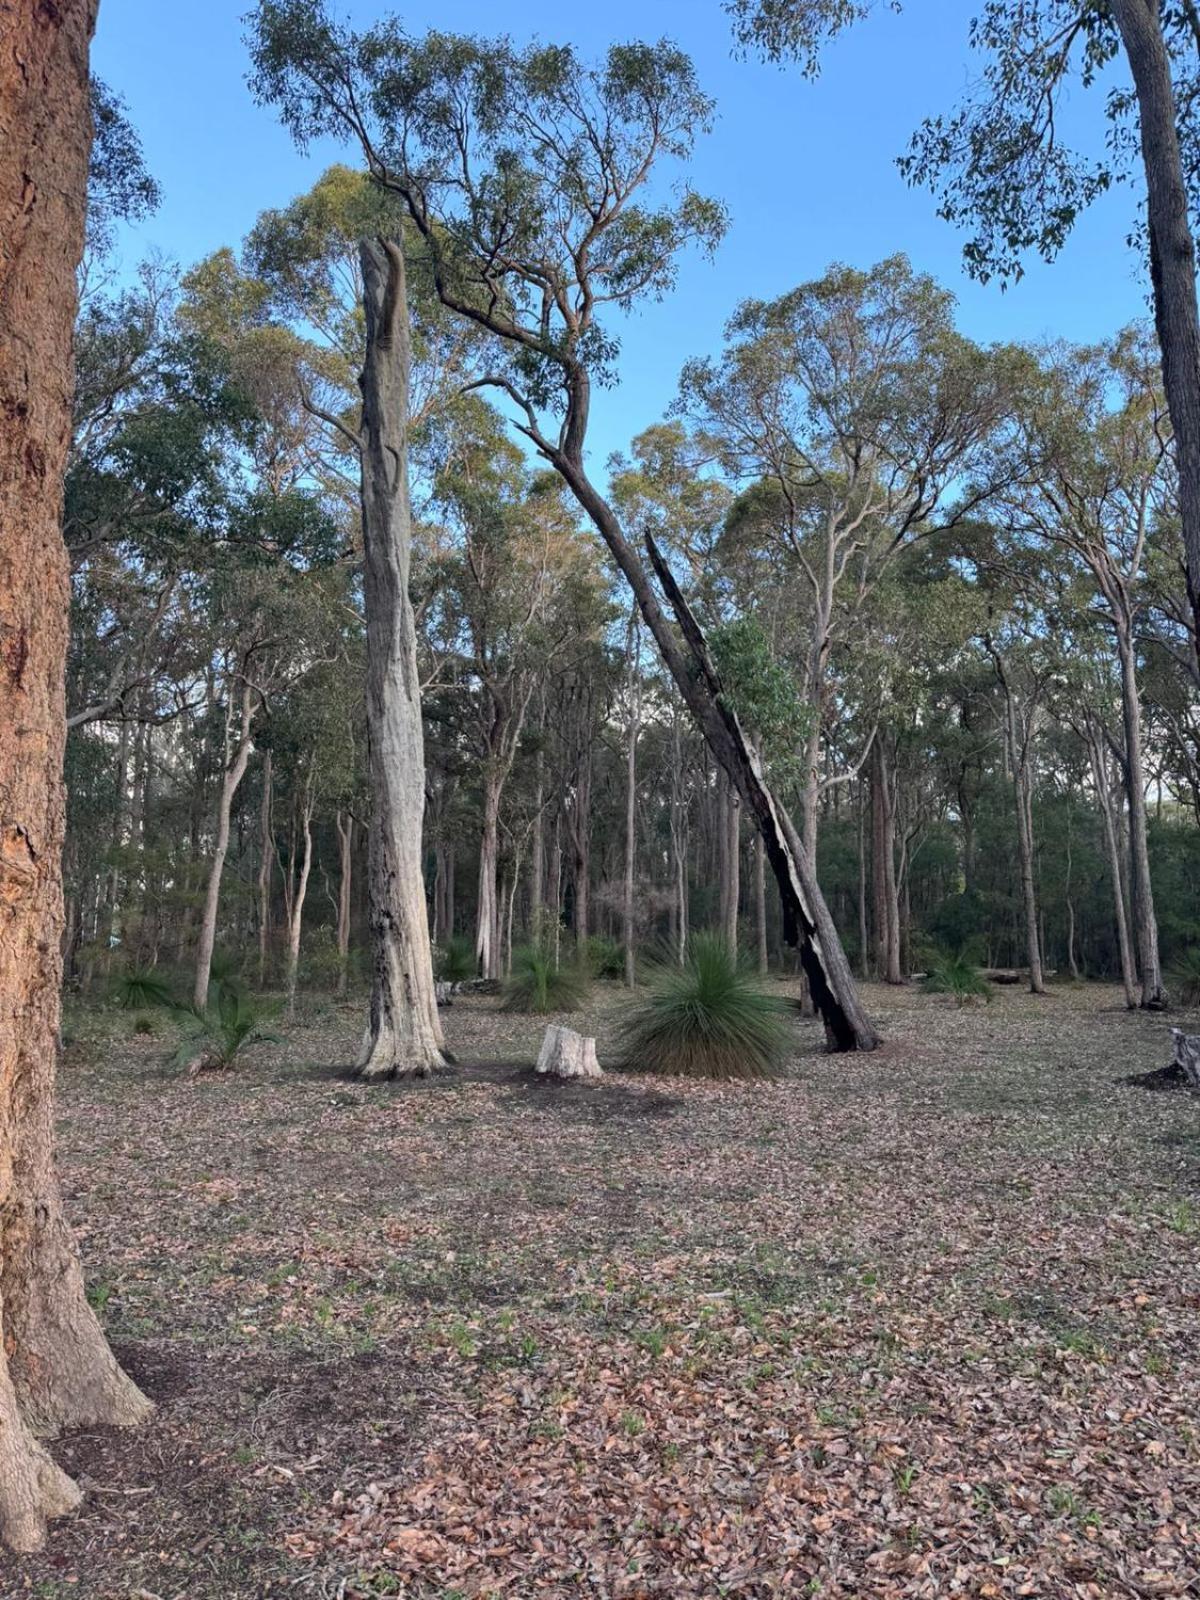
93, 0, 1148, 469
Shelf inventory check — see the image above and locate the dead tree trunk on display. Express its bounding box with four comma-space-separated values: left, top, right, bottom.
356, 238, 447, 1078
0, 0, 152, 1552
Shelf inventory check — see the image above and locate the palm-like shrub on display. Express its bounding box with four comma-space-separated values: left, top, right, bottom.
172, 989, 282, 1076
921, 951, 992, 1006
435, 933, 476, 989
616, 935, 790, 1081
502, 944, 589, 1014
112, 966, 176, 1010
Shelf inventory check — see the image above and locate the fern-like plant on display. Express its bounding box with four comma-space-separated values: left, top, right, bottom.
172, 989, 282, 1076
921, 951, 992, 1006
502, 945, 589, 1014
584, 935, 625, 980
616, 934, 790, 1081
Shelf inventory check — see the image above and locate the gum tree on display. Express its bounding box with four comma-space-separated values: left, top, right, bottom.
0, 0, 151, 1552
248, 3, 879, 1050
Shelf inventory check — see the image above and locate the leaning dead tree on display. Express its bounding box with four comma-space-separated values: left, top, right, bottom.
0, 0, 152, 1551
248, 7, 881, 1052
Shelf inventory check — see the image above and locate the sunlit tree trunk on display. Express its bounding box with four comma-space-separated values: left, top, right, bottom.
0, 0, 151, 1551
193, 680, 256, 1010
1115, 631, 1165, 1006
355, 238, 446, 1078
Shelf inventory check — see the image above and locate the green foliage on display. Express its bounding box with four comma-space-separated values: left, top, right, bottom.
617, 935, 790, 1080
112, 966, 176, 1010
172, 989, 282, 1075
710, 616, 810, 783
1169, 948, 1200, 1009
502, 946, 589, 1015
435, 934, 477, 988
921, 951, 992, 1006
583, 935, 625, 981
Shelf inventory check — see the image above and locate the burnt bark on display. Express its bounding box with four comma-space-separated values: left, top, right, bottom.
356, 239, 447, 1078
0, 0, 151, 1553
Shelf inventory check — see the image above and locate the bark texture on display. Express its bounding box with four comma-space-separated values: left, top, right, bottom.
355, 239, 447, 1079
535, 1025, 602, 1079
1111, 0, 1200, 658
0, 0, 151, 1552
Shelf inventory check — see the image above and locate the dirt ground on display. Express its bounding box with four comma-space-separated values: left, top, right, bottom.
7, 980, 1200, 1599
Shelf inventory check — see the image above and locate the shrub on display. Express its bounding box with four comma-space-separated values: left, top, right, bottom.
1169, 948, 1200, 1008
584, 934, 626, 981
502, 945, 589, 1014
921, 951, 992, 1006
435, 933, 476, 988
616, 934, 790, 1081
171, 989, 282, 1076
112, 966, 175, 1010
132, 1014, 156, 1036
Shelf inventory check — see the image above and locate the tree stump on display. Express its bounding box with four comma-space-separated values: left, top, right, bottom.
535, 1025, 601, 1079
435, 981, 453, 1007
1170, 1029, 1200, 1088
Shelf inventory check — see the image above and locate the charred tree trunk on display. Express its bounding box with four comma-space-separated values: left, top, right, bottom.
355, 238, 446, 1078
0, 0, 151, 1552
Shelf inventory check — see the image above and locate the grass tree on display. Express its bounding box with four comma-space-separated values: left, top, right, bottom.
248, 2, 880, 1051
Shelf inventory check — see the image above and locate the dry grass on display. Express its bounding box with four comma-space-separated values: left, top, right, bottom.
11, 979, 1200, 1598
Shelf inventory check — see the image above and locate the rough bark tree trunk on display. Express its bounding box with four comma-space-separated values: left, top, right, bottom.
0, 0, 152, 1552
192, 681, 255, 1011
475, 773, 502, 980
720, 771, 740, 953
1088, 733, 1139, 1007
1111, 0, 1200, 660
622, 606, 640, 987
356, 238, 447, 1078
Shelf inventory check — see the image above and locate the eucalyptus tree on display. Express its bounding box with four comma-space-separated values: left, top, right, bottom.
249, 2, 880, 1049
728, 0, 1200, 660
677, 256, 1010, 866
0, 0, 151, 1553
999, 330, 1171, 1006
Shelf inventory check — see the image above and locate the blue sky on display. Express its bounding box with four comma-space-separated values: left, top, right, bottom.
93, 0, 1149, 469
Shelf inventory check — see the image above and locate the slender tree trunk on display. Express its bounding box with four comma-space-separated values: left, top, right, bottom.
1006, 695, 1045, 995
284, 777, 315, 1019
622, 607, 640, 986
857, 779, 870, 981
1090, 736, 1139, 1007
257, 749, 273, 989
335, 809, 353, 998
531, 737, 545, 943
475, 773, 502, 980
755, 831, 768, 975
1111, 0, 1200, 658
721, 772, 740, 951
356, 238, 446, 1078
1116, 632, 1166, 1006
193, 681, 255, 1010
570, 745, 592, 955
0, 0, 152, 1552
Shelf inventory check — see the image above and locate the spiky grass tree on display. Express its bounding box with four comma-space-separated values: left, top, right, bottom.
617, 935, 791, 1081
502, 946, 590, 1015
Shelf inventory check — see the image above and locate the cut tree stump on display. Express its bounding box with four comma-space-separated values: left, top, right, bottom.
1170, 1029, 1200, 1088
535, 1025, 601, 1079
435, 981, 453, 1006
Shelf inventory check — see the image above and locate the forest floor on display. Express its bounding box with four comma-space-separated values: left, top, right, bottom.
8, 980, 1200, 1600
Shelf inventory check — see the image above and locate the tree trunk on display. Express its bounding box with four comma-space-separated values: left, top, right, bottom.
1112, 0, 1200, 660
284, 777, 315, 1020
1007, 696, 1045, 995
670, 708, 689, 966
356, 238, 447, 1078
335, 808, 353, 998
1088, 734, 1138, 1007
475, 773, 502, 980
0, 0, 152, 1553
857, 779, 870, 981
622, 606, 640, 987
531, 736, 545, 943
1117, 632, 1165, 1006
192, 681, 255, 1011
721, 771, 740, 951
257, 748, 273, 989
